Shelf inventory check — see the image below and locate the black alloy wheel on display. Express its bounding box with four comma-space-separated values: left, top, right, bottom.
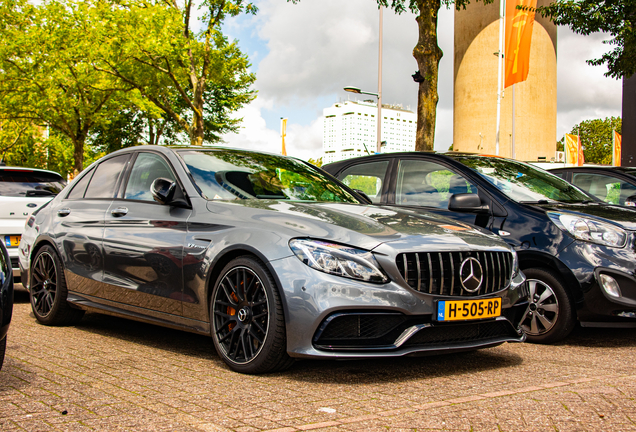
29, 245, 84, 326
210, 256, 293, 374
520, 267, 575, 344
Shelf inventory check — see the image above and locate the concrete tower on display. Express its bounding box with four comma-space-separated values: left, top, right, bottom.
454, 0, 557, 161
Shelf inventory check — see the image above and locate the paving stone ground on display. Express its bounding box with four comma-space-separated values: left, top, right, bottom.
2, 287, 636, 431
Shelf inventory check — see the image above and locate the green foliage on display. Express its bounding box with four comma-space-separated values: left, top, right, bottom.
91, 0, 257, 146
307, 157, 323, 167
535, 0, 636, 79
559, 117, 622, 165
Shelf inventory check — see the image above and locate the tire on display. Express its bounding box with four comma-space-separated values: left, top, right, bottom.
210, 256, 293, 374
520, 267, 576, 344
0, 336, 6, 371
29, 245, 85, 326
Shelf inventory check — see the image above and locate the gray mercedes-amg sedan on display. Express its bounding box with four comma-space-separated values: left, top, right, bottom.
19, 146, 528, 373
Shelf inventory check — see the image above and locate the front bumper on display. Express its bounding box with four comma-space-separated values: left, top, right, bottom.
269, 256, 528, 359
557, 239, 636, 325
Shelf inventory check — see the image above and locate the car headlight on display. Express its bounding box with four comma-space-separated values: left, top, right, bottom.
289, 239, 388, 283
548, 212, 627, 248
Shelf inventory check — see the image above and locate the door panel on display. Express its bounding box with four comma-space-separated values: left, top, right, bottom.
101, 152, 191, 315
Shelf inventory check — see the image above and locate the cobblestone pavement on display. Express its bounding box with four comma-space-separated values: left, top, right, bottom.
2, 287, 636, 431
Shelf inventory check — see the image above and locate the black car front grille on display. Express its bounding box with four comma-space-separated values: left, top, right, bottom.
402, 321, 514, 347
396, 251, 513, 296
315, 313, 408, 347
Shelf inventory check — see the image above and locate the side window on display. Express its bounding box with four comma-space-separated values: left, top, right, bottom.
124, 153, 176, 201
66, 167, 95, 199
85, 155, 129, 199
550, 171, 568, 179
572, 173, 636, 205
338, 161, 389, 204
396, 159, 477, 208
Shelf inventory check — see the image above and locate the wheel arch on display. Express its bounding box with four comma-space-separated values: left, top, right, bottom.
205, 245, 290, 324
518, 250, 583, 305
24, 236, 60, 290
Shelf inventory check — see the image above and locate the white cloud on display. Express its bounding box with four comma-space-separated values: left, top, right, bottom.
222, 1, 623, 160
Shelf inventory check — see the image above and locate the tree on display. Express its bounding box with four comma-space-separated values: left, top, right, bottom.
534, 0, 636, 79
559, 117, 622, 164
92, 0, 257, 146
289, 0, 489, 152
0, 0, 136, 176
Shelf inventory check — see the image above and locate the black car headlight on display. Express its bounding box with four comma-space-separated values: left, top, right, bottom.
289, 239, 388, 283
548, 212, 627, 248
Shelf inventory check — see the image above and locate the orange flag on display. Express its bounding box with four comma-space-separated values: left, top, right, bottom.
613, 131, 622, 166
577, 135, 585, 166
565, 134, 579, 166
505, 0, 537, 88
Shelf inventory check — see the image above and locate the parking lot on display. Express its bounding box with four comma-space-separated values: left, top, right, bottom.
1, 286, 636, 432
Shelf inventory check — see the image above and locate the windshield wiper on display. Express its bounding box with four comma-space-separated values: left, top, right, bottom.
26, 190, 55, 197
519, 200, 551, 204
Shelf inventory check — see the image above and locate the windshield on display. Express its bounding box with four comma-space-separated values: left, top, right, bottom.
178, 149, 360, 203
0, 169, 66, 197
451, 156, 593, 203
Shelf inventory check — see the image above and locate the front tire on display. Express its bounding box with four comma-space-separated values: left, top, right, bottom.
29, 245, 84, 326
210, 256, 293, 374
520, 268, 576, 344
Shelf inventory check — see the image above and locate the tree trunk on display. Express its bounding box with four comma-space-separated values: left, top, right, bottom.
72, 137, 84, 178
413, 0, 442, 151
190, 77, 205, 146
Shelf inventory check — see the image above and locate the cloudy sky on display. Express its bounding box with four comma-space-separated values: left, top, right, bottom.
219, 0, 622, 161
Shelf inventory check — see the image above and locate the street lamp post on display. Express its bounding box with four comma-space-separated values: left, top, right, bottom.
344, 86, 382, 153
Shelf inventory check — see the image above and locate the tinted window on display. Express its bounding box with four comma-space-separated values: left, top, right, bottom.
0, 169, 65, 197
85, 155, 129, 199
179, 149, 359, 203
396, 160, 477, 208
338, 161, 389, 204
571, 172, 636, 206
67, 167, 95, 199
452, 156, 591, 203
125, 153, 176, 201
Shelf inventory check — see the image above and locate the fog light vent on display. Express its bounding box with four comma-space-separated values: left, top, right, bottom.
599, 274, 621, 298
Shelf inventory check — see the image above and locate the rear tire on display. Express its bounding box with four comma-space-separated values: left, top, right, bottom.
520, 268, 576, 344
210, 256, 293, 374
29, 245, 84, 326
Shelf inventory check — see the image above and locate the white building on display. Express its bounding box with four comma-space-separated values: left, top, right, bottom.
322, 99, 417, 164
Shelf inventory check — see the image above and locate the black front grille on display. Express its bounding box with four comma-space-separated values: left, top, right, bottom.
396, 251, 513, 296
403, 321, 515, 347
315, 313, 407, 347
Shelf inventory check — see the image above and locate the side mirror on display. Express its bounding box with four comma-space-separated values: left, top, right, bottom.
449, 193, 490, 213
353, 189, 373, 204
151, 178, 190, 208
626, 194, 636, 207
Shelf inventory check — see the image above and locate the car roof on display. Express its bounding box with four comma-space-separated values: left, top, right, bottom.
0, 166, 64, 178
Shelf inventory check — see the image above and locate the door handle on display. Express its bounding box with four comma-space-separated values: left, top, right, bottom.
111, 207, 128, 217
57, 208, 71, 217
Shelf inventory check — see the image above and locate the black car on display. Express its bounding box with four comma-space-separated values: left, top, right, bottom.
550, 166, 636, 207
0, 241, 14, 370
324, 152, 636, 343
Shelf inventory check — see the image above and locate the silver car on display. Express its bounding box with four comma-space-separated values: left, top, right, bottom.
20, 146, 528, 374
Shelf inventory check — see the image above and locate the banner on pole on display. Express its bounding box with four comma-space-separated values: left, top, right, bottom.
577, 135, 585, 166
505, 0, 537, 88
565, 133, 579, 166
613, 131, 622, 166
281, 118, 288, 156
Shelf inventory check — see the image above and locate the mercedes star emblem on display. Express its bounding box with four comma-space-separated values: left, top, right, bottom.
459, 257, 484, 293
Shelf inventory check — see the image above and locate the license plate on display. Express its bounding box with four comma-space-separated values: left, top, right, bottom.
436, 298, 501, 321
5, 235, 20, 247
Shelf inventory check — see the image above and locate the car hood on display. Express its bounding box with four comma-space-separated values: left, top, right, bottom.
207, 200, 507, 252
533, 202, 636, 231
